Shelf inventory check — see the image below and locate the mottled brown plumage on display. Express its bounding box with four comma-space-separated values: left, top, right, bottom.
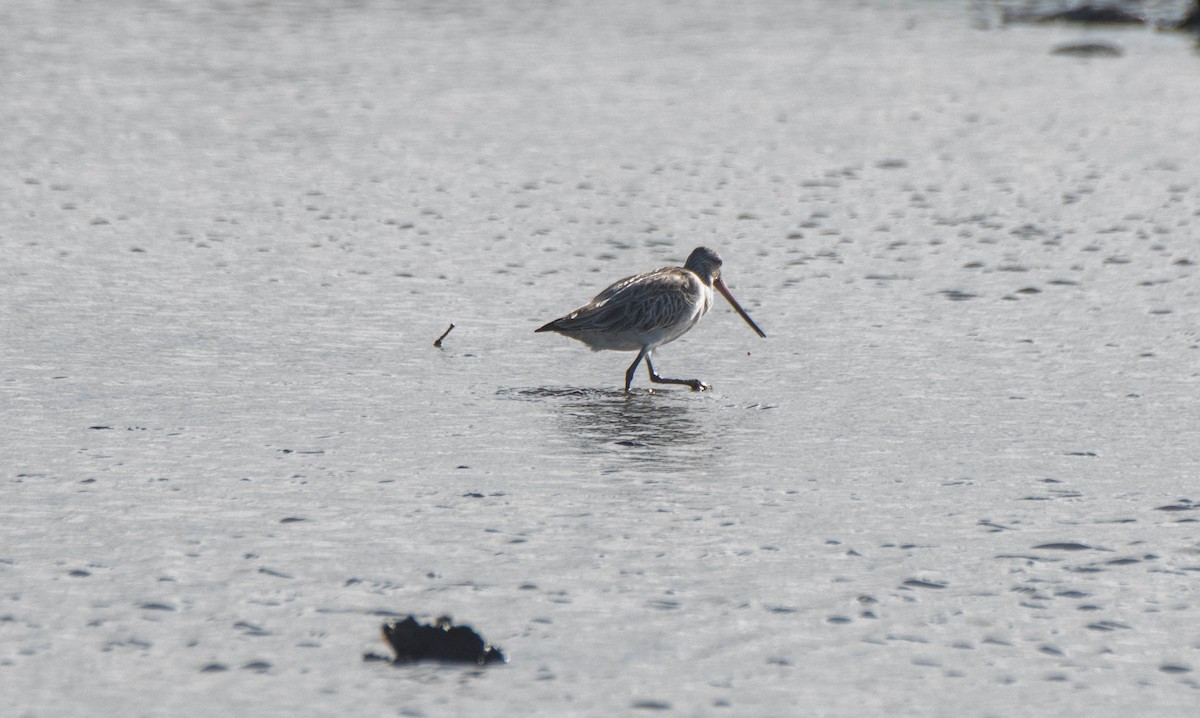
536, 247, 765, 392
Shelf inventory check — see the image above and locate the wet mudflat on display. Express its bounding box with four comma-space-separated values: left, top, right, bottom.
2, 1, 1199, 716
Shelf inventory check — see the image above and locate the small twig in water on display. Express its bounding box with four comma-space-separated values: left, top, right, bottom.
433, 323, 456, 348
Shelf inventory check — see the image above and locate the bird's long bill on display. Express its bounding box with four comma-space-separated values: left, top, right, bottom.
714, 277, 766, 338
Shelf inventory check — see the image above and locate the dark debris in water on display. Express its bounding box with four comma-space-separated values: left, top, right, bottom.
433, 322, 455, 348
378, 615, 506, 666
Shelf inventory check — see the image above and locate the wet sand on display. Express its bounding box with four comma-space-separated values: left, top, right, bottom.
2, 1, 1199, 715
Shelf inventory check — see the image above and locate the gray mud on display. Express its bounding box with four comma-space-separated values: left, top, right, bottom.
2, 1, 1199, 716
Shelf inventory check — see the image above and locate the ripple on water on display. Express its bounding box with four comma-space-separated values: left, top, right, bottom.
496, 385, 719, 472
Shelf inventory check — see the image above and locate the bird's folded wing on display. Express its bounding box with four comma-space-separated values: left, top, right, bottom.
565, 274, 696, 334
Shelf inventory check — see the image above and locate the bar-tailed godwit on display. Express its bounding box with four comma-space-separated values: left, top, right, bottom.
536, 246, 765, 392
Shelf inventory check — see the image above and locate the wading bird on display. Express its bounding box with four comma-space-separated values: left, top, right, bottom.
536, 246, 765, 392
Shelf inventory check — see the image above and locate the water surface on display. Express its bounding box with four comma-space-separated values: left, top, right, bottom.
2, 1, 1199, 715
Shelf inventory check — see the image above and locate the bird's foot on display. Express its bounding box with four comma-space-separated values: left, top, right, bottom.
688, 380, 710, 392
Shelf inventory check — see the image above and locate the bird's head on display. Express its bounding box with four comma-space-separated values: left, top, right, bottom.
684, 246, 723, 285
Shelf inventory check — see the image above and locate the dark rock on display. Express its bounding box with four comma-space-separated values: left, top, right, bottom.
381, 615, 506, 666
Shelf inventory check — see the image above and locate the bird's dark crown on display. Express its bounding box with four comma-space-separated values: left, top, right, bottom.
684, 246, 723, 284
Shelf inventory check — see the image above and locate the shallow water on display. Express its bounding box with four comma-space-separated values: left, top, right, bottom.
2, 1, 1200, 715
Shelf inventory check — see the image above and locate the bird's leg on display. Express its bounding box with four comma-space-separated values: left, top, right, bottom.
624, 347, 648, 393
644, 353, 707, 392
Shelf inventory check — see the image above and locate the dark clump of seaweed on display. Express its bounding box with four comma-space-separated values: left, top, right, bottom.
377, 615, 506, 666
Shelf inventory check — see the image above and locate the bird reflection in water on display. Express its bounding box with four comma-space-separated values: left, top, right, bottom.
508, 387, 714, 472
